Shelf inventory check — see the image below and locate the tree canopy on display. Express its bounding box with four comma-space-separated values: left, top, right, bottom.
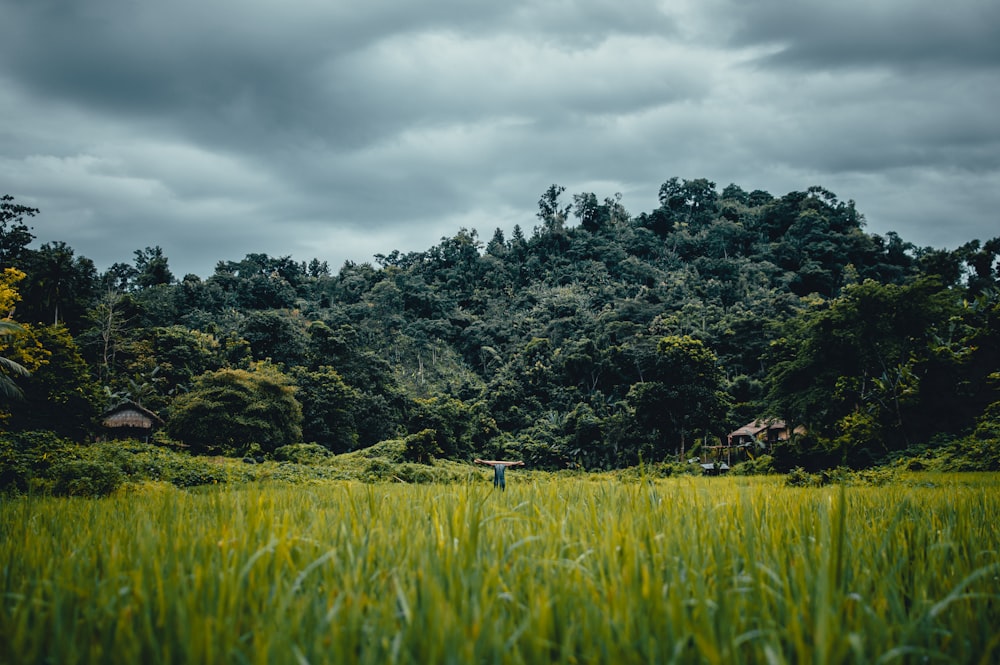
1, 182, 996, 470
166, 365, 302, 455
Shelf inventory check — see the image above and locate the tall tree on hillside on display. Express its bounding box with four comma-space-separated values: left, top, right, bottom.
288, 365, 359, 453
658, 177, 719, 231
627, 335, 729, 460
537, 184, 571, 235
80, 288, 138, 385
134, 246, 174, 289
240, 310, 309, 366
20, 242, 97, 327
0, 195, 37, 269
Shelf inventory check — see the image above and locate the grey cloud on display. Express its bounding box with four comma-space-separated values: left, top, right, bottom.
726, 0, 1000, 70
1, 0, 997, 278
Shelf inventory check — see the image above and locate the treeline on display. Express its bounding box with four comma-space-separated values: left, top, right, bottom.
1, 181, 998, 471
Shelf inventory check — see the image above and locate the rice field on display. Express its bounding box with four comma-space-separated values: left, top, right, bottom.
2, 473, 998, 664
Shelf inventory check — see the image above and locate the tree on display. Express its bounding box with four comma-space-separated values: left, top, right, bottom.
133, 246, 174, 290
536, 184, 571, 235
0, 324, 102, 439
99, 262, 140, 293
0, 195, 37, 268
240, 310, 309, 366
105, 325, 232, 411
1, 267, 26, 317
764, 278, 961, 466
573, 192, 606, 233
289, 365, 359, 453
0, 320, 30, 402
80, 288, 139, 385
627, 335, 729, 460
166, 365, 303, 455
27, 242, 78, 325
0, 268, 31, 401
485, 228, 507, 257
657, 177, 719, 230
407, 396, 475, 459
19, 242, 96, 328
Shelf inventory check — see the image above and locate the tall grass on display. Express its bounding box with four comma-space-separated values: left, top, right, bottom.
2, 474, 998, 664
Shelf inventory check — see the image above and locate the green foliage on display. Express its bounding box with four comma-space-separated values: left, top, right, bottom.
51, 459, 124, 497
0, 431, 71, 494
133, 246, 174, 290
2, 434, 471, 495
785, 466, 832, 487
765, 278, 979, 465
406, 396, 473, 458
0, 318, 30, 401
730, 454, 775, 476
628, 334, 729, 458
240, 310, 309, 366
0, 194, 38, 268
0, 434, 237, 494
784, 465, 901, 487
614, 460, 705, 480
6, 186, 999, 472
288, 365, 359, 453
166, 365, 303, 455
892, 403, 1000, 472
402, 428, 443, 464
1, 323, 102, 439
272, 443, 333, 465
17, 241, 97, 330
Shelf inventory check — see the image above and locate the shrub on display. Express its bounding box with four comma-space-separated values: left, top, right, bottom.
394, 463, 437, 484
403, 429, 443, 464
273, 443, 333, 465
0, 431, 75, 494
514, 437, 568, 469
161, 457, 231, 488
52, 459, 124, 497
363, 457, 395, 482
355, 438, 407, 463
730, 454, 775, 476
785, 467, 820, 487
850, 466, 899, 486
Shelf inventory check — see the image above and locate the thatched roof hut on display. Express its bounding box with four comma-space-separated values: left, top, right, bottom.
101, 401, 164, 441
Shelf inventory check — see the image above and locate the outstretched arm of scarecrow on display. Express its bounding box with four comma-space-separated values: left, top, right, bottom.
474, 459, 525, 466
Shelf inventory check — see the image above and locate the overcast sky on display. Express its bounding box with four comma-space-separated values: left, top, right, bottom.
2, 0, 998, 278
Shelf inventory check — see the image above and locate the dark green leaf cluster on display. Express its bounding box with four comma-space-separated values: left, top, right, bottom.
2, 179, 998, 472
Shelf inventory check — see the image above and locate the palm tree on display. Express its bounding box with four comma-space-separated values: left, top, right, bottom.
0, 319, 30, 400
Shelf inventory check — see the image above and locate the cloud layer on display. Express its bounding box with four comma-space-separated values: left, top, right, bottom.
2, 0, 998, 277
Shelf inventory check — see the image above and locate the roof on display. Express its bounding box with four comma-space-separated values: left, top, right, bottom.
101, 401, 164, 429
729, 419, 787, 438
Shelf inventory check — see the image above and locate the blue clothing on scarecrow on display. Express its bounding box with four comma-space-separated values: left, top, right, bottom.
474, 459, 525, 491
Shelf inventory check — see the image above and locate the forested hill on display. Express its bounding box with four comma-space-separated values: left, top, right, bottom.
2, 180, 999, 471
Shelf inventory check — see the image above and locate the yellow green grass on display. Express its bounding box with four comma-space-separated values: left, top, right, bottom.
2, 473, 999, 664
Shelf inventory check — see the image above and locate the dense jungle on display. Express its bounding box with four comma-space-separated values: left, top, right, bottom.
2, 178, 999, 487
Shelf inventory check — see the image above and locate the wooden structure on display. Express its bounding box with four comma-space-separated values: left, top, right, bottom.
701, 419, 803, 468
699, 461, 730, 476
101, 401, 164, 442
728, 419, 796, 447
